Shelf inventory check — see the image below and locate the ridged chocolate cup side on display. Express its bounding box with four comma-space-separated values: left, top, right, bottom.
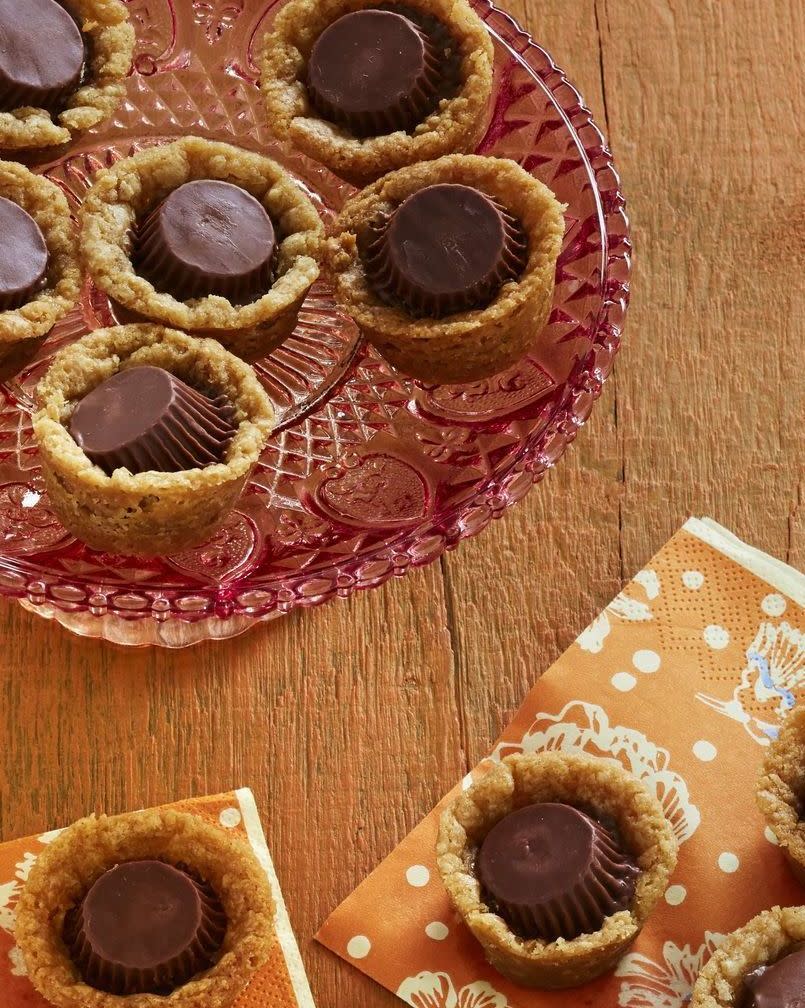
133, 181, 277, 306
477, 803, 641, 943
306, 8, 443, 138
63, 861, 227, 996
68, 366, 238, 477
0, 196, 49, 311
0, 0, 85, 114
361, 187, 529, 318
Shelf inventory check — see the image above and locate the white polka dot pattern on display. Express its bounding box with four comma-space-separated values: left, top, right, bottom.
406, 865, 430, 888
692, 740, 717, 762
219, 807, 242, 828
761, 593, 787, 617
632, 649, 661, 673
718, 852, 740, 873
611, 671, 637, 692
703, 624, 730, 649
347, 935, 371, 959
682, 570, 704, 589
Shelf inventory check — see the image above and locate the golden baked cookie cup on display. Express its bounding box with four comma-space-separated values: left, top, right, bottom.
259, 0, 494, 188
436, 752, 678, 989
79, 137, 324, 362
15, 808, 275, 1008
757, 706, 805, 885
0, 161, 80, 381
328, 154, 565, 384
0, 0, 134, 151
33, 324, 275, 557
690, 905, 805, 1008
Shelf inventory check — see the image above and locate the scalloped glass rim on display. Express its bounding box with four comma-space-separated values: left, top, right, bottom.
0, 0, 630, 645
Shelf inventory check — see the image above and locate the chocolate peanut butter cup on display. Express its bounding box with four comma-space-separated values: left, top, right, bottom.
15, 807, 275, 1008
64, 860, 227, 996
738, 944, 805, 1008
692, 906, 805, 1008
79, 138, 323, 362
0, 0, 134, 151
0, 0, 85, 114
329, 154, 565, 384
260, 0, 494, 187
437, 752, 678, 989
34, 325, 275, 556
476, 803, 640, 942
306, 9, 442, 137
134, 180, 278, 306
0, 197, 49, 311
69, 366, 238, 476
361, 183, 529, 318
0, 161, 80, 382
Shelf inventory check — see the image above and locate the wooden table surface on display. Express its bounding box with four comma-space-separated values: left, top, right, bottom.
1, 1, 802, 1006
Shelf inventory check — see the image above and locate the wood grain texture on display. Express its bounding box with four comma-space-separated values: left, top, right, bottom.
0, 2, 803, 1007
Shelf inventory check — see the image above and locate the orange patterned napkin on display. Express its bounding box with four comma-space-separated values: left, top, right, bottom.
0, 788, 315, 1008
317, 518, 804, 1007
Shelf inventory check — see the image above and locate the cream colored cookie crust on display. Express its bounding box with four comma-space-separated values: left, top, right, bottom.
437, 752, 678, 989
757, 707, 805, 885
33, 325, 275, 557
0, 0, 134, 150
15, 808, 275, 1008
259, 0, 494, 188
0, 160, 81, 378
79, 137, 324, 361
329, 154, 565, 384
691, 905, 805, 1008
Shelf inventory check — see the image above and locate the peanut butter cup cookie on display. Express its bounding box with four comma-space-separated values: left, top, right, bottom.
79, 137, 324, 361
15, 808, 275, 1008
260, 0, 494, 187
691, 905, 805, 1008
0, 160, 80, 381
757, 707, 805, 885
33, 324, 275, 556
437, 752, 678, 989
0, 0, 133, 150
329, 154, 565, 383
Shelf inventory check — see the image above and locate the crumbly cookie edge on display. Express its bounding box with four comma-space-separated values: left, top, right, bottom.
436, 751, 678, 988
15, 807, 276, 1008
0, 0, 133, 149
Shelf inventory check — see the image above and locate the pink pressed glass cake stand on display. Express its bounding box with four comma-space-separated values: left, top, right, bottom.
0, 0, 630, 647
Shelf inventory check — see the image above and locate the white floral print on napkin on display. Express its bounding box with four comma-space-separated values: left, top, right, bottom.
577, 570, 660, 654
398, 971, 510, 1008
492, 700, 700, 844
616, 932, 725, 1007
696, 620, 804, 744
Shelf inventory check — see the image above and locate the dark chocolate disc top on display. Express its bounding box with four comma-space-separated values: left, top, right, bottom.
134, 180, 277, 305
64, 860, 227, 996
0, 0, 85, 113
476, 802, 640, 942
739, 944, 805, 1008
0, 197, 48, 311
69, 366, 238, 476
307, 8, 442, 136
361, 184, 529, 318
